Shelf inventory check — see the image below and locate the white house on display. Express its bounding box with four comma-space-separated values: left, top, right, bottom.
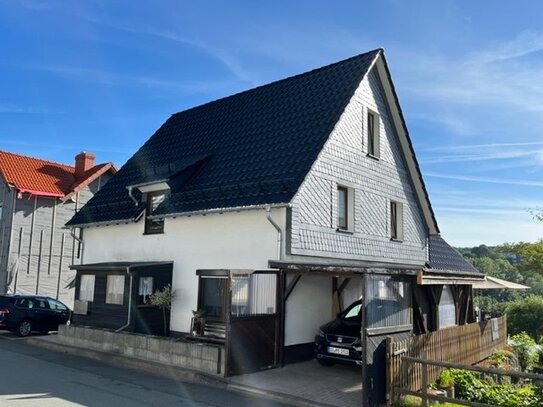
66, 49, 483, 401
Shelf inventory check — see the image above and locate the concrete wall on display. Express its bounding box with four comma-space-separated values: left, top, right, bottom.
82, 207, 285, 333
289, 67, 428, 267
58, 324, 225, 376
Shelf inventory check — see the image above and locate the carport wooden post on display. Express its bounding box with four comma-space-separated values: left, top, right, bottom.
361, 273, 369, 407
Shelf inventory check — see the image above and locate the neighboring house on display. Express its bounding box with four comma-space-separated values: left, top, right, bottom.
66, 48, 485, 399
0, 151, 115, 306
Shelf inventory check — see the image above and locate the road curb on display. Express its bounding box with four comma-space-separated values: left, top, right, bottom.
25, 337, 336, 407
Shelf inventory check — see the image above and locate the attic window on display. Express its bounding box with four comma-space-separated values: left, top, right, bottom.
144, 191, 166, 234
367, 110, 380, 158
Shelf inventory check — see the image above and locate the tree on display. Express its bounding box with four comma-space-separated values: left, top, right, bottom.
506, 295, 543, 340
149, 284, 175, 336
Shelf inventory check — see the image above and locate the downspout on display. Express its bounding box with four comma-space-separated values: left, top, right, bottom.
266, 206, 283, 260
127, 186, 138, 206
116, 267, 133, 333
70, 228, 84, 265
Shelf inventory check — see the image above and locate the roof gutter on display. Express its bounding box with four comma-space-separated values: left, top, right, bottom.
70, 228, 84, 265
150, 202, 290, 220
67, 203, 290, 229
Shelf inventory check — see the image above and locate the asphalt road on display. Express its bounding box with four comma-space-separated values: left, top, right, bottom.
0, 332, 289, 407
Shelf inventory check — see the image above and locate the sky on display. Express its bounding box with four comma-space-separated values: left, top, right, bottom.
0, 0, 542, 247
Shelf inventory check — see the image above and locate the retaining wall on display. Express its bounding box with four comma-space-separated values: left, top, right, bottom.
58, 325, 225, 376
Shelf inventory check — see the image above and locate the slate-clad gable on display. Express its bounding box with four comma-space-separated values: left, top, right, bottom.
67, 50, 381, 227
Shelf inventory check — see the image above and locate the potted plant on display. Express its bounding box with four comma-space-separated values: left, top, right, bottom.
191, 309, 206, 336
149, 284, 175, 336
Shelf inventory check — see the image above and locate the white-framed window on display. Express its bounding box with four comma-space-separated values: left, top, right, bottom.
439, 285, 456, 328
106, 275, 125, 305
337, 185, 354, 231
367, 109, 380, 158
79, 275, 95, 302
390, 201, 403, 241
138, 276, 153, 305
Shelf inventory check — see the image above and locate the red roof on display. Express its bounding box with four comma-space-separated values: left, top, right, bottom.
0, 150, 115, 198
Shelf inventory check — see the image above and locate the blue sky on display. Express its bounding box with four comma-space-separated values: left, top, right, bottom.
1, 0, 542, 246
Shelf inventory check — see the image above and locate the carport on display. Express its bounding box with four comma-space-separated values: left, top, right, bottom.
270, 261, 419, 406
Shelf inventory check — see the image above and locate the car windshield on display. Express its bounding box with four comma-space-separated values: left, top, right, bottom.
339, 299, 362, 322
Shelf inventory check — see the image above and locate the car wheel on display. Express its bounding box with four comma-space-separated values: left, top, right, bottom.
318, 358, 334, 367
17, 320, 32, 337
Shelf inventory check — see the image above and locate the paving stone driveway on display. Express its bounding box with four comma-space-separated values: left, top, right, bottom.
229, 360, 362, 407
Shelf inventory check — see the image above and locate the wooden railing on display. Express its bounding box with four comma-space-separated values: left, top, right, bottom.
386, 316, 507, 405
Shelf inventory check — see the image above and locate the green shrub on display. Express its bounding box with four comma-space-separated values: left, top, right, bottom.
446, 368, 543, 407
395, 395, 421, 407
510, 332, 538, 371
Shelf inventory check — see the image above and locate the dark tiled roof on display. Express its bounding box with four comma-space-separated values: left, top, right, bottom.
427, 235, 481, 275
67, 49, 380, 226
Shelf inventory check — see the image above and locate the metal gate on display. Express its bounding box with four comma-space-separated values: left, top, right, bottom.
226, 270, 280, 376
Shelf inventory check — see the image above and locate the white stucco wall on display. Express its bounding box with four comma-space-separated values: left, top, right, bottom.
284, 275, 332, 346
82, 207, 285, 332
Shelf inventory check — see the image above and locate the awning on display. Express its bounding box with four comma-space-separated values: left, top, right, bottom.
471, 276, 530, 290
417, 272, 529, 290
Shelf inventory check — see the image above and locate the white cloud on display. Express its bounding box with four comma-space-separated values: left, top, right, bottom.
425, 172, 543, 187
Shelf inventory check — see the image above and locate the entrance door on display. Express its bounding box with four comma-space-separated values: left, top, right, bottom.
227, 271, 280, 376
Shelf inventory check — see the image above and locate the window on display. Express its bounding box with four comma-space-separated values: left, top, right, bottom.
145, 191, 166, 234
336, 185, 354, 231
79, 275, 95, 302
366, 275, 411, 329
439, 286, 456, 328
367, 110, 380, 158
0, 203, 3, 220
138, 276, 153, 305
390, 201, 403, 240
106, 275, 125, 305
198, 277, 228, 322
47, 298, 68, 311
337, 186, 348, 230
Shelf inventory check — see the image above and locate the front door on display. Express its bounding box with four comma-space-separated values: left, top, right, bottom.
198, 277, 228, 323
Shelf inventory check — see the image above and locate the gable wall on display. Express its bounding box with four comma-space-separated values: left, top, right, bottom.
0, 181, 15, 293
5, 175, 112, 305
289, 68, 428, 266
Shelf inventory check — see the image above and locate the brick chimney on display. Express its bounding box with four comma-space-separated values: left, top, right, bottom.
75, 151, 95, 179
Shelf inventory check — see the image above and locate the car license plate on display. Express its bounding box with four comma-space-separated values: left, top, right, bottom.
328, 346, 349, 356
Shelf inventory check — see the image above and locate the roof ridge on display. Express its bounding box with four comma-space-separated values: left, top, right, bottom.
0, 149, 75, 169
172, 48, 383, 117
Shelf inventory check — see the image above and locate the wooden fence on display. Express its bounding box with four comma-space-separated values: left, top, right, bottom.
386, 316, 507, 405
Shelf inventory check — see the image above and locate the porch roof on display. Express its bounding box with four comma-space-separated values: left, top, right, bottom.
268, 260, 419, 276
70, 261, 173, 272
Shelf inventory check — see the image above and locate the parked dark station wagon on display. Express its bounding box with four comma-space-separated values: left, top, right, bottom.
0, 295, 71, 337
